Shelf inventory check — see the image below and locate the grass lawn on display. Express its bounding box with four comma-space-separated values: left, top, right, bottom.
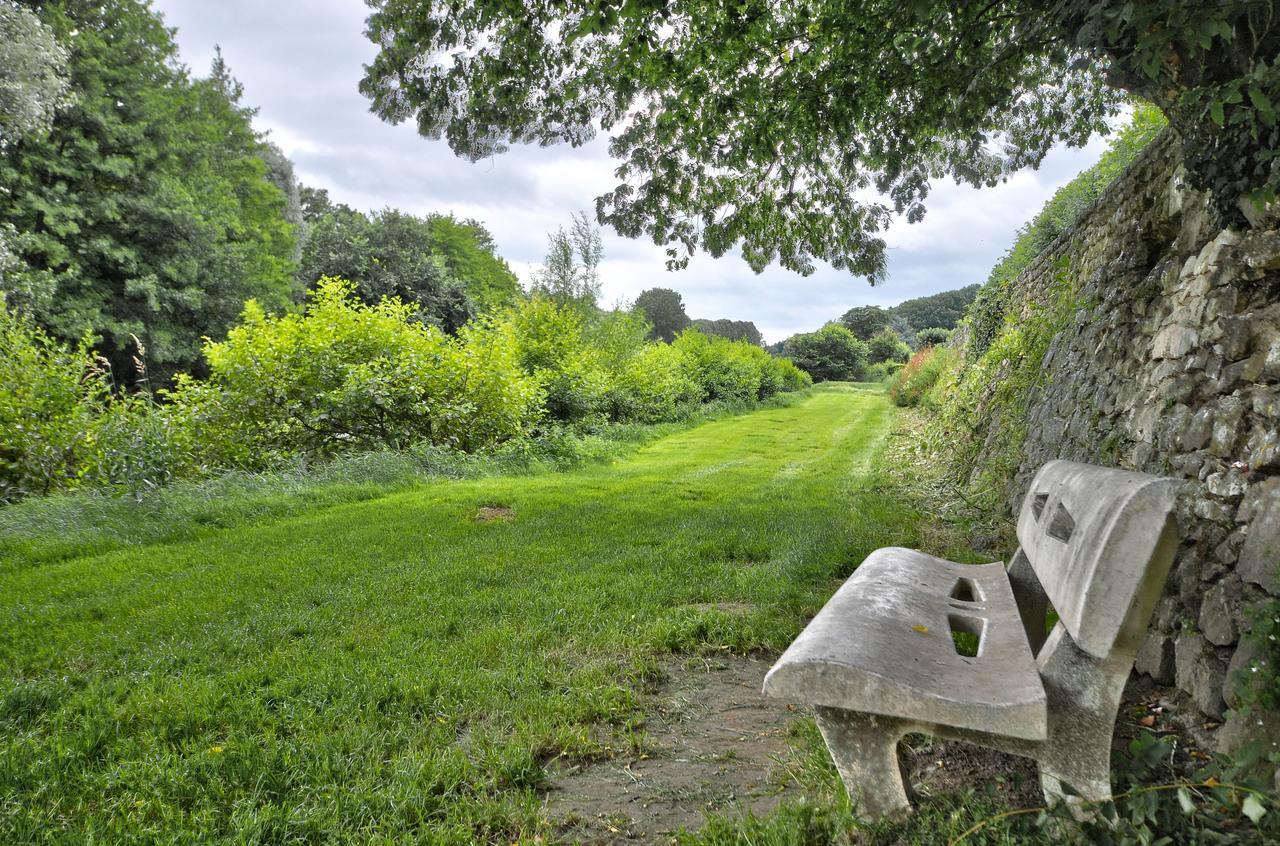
0, 383, 970, 843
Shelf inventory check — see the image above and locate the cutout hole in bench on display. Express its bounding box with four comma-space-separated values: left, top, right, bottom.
1047, 503, 1075, 542
947, 614, 984, 657
949, 577, 982, 603
1031, 492, 1048, 521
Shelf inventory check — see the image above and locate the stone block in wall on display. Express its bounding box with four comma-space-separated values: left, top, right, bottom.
1198, 577, 1240, 646
1175, 633, 1227, 719
1152, 324, 1199, 359
1216, 707, 1280, 794
1223, 636, 1267, 710
1135, 632, 1176, 684
1239, 478, 1280, 594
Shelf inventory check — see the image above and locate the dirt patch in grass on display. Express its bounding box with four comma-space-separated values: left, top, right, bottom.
902, 737, 1041, 808
543, 654, 801, 844
474, 505, 515, 522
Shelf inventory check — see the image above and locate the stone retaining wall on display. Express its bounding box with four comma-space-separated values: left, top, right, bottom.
973, 130, 1279, 752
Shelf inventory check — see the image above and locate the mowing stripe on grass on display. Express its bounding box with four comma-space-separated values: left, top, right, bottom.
0, 384, 926, 843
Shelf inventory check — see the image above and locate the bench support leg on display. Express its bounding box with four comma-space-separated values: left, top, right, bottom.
814, 706, 912, 822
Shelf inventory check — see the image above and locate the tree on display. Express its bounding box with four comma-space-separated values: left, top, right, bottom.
784, 325, 869, 382
634, 287, 690, 342
529, 211, 603, 308
426, 214, 520, 310
690, 318, 764, 346
889, 285, 981, 334
0, 2, 70, 148
838, 306, 891, 341
868, 327, 911, 364
297, 207, 474, 332
362, 1, 1280, 282
0, 2, 298, 386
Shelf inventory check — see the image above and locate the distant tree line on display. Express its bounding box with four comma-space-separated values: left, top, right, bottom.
770, 285, 976, 383
632, 286, 763, 347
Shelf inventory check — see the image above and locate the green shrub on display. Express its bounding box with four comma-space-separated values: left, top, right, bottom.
504, 294, 615, 423
866, 360, 906, 382
784, 324, 869, 382
173, 278, 542, 466
868, 327, 911, 364
0, 305, 110, 501
0, 303, 194, 501
915, 326, 952, 347
607, 342, 702, 423
889, 346, 956, 407
673, 329, 759, 403
776, 358, 814, 392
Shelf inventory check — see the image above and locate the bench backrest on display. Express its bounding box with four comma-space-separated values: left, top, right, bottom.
1015, 460, 1180, 659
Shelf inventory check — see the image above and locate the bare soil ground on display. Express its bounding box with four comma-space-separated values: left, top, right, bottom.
539, 657, 1213, 845
543, 654, 801, 844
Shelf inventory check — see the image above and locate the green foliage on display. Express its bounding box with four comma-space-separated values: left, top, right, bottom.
0, 1, 71, 147
865, 360, 904, 382
528, 210, 602, 309
785, 324, 870, 382
504, 294, 612, 423
608, 342, 703, 423
889, 347, 955, 408
297, 206, 475, 332
361, 2, 1131, 280
634, 286, 691, 342
364, 2, 1277, 276
0, 302, 109, 501
916, 327, 952, 347
963, 104, 1166, 360
951, 733, 1279, 844
868, 327, 911, 364
930, 263, 1079, 509
0, 3, 298, 385
426, 214, 520, 310
0, 300, 196, 502
1234, 593, 1280, 716
890, 286, 981, 335
690, 318, 765, 346
674, 329, 796, 403
175, 279, 542, 466
837, 305, 891, 341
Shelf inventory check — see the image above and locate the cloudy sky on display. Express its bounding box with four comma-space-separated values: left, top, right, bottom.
152, 0, 1112, 342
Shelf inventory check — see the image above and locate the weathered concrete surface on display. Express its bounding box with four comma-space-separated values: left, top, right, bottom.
763, 549, 1047, 740
764, 462, 1181, 822
1015, 461, 1181, 658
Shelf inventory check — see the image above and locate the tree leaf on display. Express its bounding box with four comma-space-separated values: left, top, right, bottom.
1241, 793, 1266, 824
1176, 787, 1194, 815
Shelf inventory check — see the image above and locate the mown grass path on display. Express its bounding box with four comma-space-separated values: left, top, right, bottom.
0, 384, 919, 843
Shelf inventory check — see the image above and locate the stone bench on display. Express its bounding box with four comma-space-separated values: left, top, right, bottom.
763, 460, 1181, 821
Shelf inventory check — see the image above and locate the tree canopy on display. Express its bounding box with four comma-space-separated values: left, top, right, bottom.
0, 1, 70, 148
529, 211, 603, 309
690, 318, 764, 347
362, 1, 1279, 283
784, 324, 868, 382
1, 1, 297, 385
297, 201, 519, 330
634, 287, 690, 342
838, 306, 892, 341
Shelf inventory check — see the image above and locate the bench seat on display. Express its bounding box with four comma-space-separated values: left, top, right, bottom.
763, 547, 1048, 741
